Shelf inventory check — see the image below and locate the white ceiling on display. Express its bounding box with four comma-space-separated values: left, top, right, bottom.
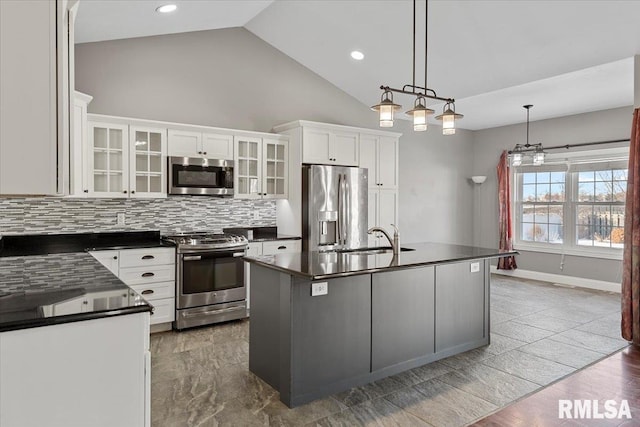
75, 0, 640, 130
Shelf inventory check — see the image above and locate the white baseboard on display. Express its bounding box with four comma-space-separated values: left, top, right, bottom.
490, 265, 621, 293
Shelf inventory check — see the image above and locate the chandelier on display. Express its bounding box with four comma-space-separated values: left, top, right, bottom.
510, 105, 545, 166
371, 0, 463, 134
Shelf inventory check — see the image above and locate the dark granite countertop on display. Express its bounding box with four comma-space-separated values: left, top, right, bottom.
0, 230, 170, 257
0, 252, 151, 332
244, 242, 518, 280
0, 232, 162, 332
223, 226, 301, 243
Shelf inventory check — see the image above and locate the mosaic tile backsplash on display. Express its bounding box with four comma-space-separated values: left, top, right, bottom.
0, 196, 276, 235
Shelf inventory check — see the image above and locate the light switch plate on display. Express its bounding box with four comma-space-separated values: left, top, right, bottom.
311, 282, 328, 296
470, 262, 480, 273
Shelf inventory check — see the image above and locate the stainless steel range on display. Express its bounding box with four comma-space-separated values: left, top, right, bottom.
163, 232, 248, 330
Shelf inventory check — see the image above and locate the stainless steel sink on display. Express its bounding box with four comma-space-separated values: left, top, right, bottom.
337, 247, 416, 255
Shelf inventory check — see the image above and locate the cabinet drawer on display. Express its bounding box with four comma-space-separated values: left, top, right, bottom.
118, 248, 175, 268
119, 265, 175, 286
262, 240, 301, 255
149, 298, 175, 325
130, 281, 175, 301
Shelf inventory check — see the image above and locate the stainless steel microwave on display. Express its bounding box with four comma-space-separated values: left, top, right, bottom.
168, 157, 234, 196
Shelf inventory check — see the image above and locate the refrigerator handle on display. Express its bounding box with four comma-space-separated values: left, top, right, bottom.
337, 173, 343, 245
342, 175, 348, 244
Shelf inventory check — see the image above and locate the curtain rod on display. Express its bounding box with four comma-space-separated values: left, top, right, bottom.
507, 138, 629, 154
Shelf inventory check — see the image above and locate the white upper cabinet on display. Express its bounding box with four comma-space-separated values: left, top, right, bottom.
301, 127, 359, 166
234, 136, 288, 199
0, 0, 66, 195
129, 126, 167, 198
168, 129, 233, 160
86, 121, 167, 198
359, 134, 398, 190
88, 122, 130, 197
202, 133, 234, 159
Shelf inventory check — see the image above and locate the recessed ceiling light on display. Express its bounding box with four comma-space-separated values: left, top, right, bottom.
350, 51, 364, 61
156, 4, 177, 13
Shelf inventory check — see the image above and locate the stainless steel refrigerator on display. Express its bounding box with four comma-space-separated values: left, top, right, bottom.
302, 165, 368, 252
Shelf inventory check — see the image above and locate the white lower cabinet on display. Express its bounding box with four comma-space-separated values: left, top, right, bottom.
91, 247, 176, 327
367, 189, 398, 247
245, 239, 301, 309
0, 312, 150, 427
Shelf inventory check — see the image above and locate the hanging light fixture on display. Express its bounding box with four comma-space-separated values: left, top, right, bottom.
510, 105, 545, 166
406, 96, 434, 131
435, 101, 464, 135
371, 90, 402, 127
372, 0, 462, 134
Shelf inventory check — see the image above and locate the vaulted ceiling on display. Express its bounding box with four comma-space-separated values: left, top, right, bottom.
75, 0, 640, 130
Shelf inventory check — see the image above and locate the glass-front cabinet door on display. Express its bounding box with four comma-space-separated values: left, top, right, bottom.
88, 122, 129, 197
234, 136, 262, 199
262, 138, 288, 199
129, 126, 167, 198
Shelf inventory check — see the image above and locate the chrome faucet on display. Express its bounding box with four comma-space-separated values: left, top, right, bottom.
368, 224, 400, 255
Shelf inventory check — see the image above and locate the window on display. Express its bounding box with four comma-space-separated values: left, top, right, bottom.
513, 150, 628, 258
576, 169, 626, 249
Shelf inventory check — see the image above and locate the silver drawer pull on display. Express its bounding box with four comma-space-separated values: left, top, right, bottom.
141, 272, 155, 278
182, 306, 244, 318
183, 256, 202, 261
141, 255, 155, 260
141, 289, 154, 295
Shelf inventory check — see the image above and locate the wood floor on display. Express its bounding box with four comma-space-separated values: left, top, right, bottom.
473, 345, 640, 426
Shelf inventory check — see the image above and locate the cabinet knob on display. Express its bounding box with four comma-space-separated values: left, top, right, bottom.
131, 190, 135, 194
112, 256, 118, 260
123, 190, 128, 194
83, 190, 88, 193
203, 152, 207, 155
198, 151, 202, 154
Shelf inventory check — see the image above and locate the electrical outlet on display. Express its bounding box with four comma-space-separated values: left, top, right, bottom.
470, 262, 480, 273
117, 213, 126, 225
311, 282, 328, 296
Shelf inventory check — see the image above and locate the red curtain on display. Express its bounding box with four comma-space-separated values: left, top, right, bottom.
622, 108, 640, 344
497, 150, 517, 270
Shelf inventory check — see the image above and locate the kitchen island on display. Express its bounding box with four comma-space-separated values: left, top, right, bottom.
245, 242, 517, 407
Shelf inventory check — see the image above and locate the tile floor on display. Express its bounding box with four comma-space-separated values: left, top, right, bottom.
150, 275, 628, 427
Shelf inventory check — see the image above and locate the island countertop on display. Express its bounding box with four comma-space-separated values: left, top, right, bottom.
243, 242, 517, 280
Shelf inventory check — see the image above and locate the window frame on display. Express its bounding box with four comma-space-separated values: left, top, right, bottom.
512, 148, 627, 260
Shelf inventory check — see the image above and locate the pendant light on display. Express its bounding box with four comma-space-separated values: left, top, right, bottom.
372, 0, 462, 134
406, 96, 434, 131
371, 90, 401, 127
435, 101, 464, 135
510, 104, 545, 166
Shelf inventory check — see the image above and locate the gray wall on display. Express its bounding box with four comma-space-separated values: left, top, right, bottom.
472, 106, 633, 283
75, 27, 475, 246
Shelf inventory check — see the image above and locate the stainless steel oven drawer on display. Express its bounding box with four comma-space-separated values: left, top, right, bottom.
175, 301, 247, 330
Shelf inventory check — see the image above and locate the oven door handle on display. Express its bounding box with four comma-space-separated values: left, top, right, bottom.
182, 305, 245, 318
182, 255, 202, 261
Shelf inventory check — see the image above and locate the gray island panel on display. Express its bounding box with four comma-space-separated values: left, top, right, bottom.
372, 266, 435, 372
